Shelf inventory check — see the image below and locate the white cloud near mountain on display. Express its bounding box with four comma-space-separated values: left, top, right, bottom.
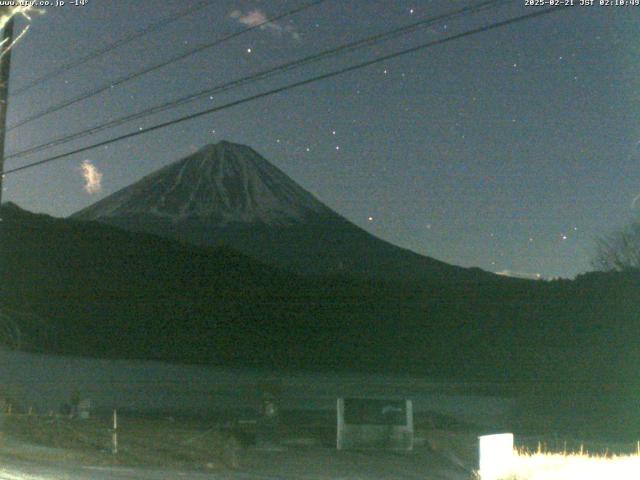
80, 160, 103, 195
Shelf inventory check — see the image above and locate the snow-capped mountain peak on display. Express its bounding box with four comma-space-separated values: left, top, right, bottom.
73, 141, 331, 226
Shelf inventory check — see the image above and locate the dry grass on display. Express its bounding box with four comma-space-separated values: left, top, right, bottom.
422, 427, 640, 479
498, 449, 640, 480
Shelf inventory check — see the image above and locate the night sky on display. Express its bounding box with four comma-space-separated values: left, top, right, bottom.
3, 0, 639, 279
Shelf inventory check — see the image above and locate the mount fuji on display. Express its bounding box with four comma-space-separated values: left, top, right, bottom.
72, 141, 490, 283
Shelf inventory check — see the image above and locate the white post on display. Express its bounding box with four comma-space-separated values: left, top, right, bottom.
478, 433, 514, 480
406, 399, 414, 451
336, 398, 345, 450
112, 409, 118, 454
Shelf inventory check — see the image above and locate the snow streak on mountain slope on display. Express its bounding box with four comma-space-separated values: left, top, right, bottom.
73, 142, 331, 226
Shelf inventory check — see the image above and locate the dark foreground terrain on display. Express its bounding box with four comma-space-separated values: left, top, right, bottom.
0, 411, 476, 479
1, 203, 640, 438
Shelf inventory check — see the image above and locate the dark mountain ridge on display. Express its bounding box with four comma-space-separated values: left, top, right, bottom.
3, 203, 640, 435
71, 141, 492, 284
3, 202, 638, 376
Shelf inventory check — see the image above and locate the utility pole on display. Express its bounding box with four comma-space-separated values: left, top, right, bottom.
0, 14, 14, 206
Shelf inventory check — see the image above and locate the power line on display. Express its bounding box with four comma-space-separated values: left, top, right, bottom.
12, 0, 219, 97
6, 0, 511, 161
6, 0, 329, 132
1, 5, 571, 177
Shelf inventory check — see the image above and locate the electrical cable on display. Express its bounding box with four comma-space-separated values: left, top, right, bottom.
1, 5, 571, 177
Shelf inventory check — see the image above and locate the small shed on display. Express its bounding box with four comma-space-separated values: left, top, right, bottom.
336, 397, 413, 451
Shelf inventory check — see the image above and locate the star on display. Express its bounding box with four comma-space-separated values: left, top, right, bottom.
368, 216, 374, 222
409, 8, 414, 14
246, 47, 252, 53
335, 145, 340, 151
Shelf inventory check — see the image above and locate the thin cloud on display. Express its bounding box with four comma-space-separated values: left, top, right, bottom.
229, 9, 300, 41
80, 160, 102, 195
496, 270, 543, 280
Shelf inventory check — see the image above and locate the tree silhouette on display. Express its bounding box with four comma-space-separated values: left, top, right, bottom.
593, 221, 640, 272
